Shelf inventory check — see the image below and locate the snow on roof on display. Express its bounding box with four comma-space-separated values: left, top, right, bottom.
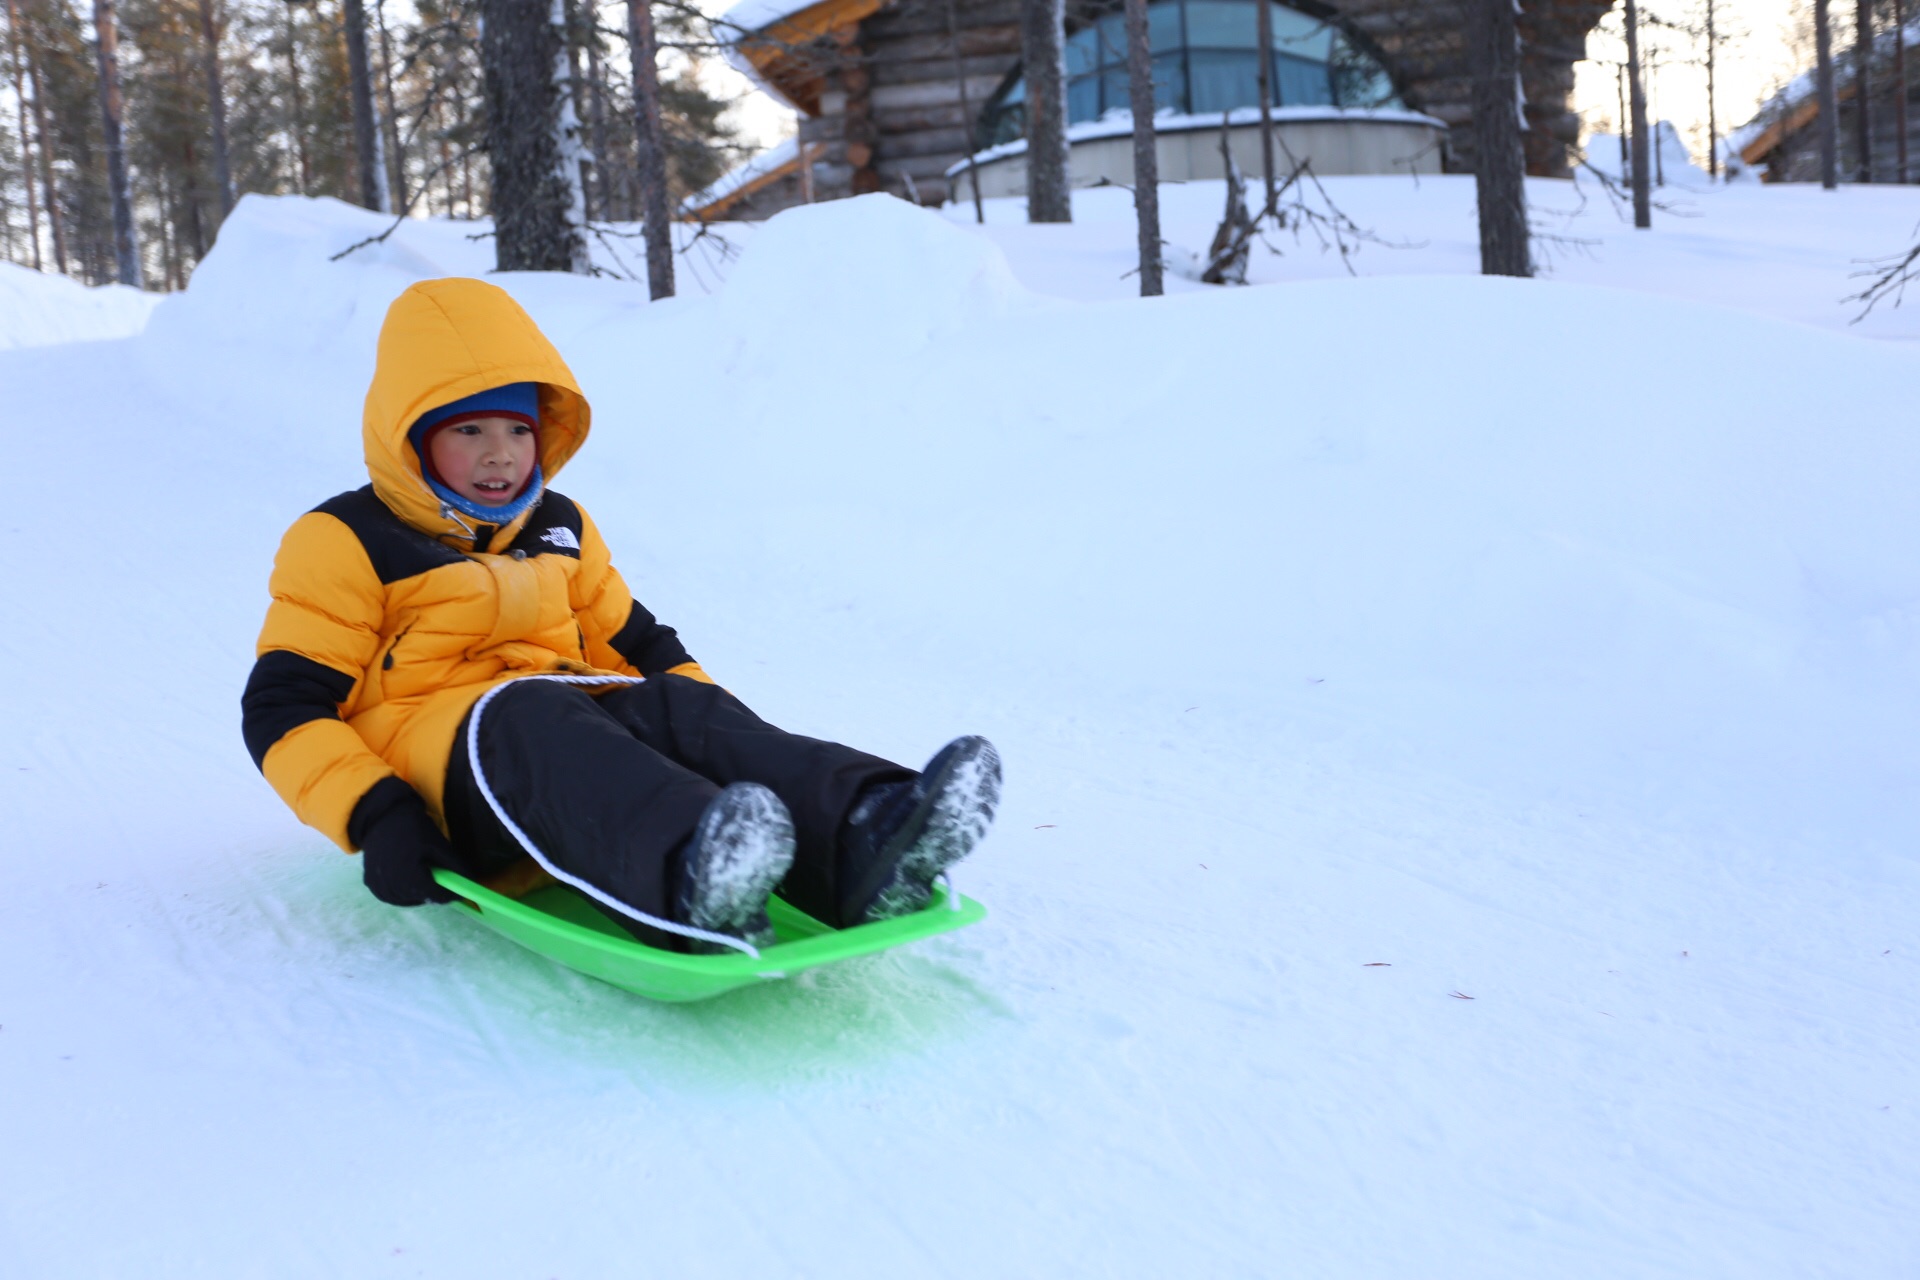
711, 0, 837, 112
716, 0, 823, 33
946, 105, 1446, 177
683, 136, 801, 216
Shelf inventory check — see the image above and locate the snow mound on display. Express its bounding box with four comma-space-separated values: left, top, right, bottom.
1582, 122, 1707, 185
718, 193, 1030, 362
138, 194, 655, 429
144, 194, 491, 363
0, 260, 158, 349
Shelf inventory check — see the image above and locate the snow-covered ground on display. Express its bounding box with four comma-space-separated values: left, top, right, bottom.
939, 175, 1920, 343
724, 170, 1920, 341
2, 190, 1916, 1277
0, 261, 159, 350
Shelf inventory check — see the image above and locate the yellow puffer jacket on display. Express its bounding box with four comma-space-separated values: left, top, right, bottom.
242, 278, 710, 851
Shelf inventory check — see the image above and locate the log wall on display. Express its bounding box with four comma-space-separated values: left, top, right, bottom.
786, 0, 1616, 210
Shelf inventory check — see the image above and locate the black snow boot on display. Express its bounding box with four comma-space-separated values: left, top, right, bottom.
839, 736, 1002, 925
675, 782, 796, 953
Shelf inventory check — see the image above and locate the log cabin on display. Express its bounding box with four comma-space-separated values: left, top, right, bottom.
691, 0, 1615, 219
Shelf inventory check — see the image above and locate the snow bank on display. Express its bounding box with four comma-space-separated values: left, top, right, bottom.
716, 194, 1029, 363
3, 193, 1918, 1278
933, 175, 1920, 342
0, 260, 158, 350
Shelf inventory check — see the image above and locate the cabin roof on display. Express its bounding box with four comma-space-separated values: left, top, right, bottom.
718, 0, 889, 115
684, 137, 806, 219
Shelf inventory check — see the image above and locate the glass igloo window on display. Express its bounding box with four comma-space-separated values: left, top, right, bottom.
979, 0, 1403, 149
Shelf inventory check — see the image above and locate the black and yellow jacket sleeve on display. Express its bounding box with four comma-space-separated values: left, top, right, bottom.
242, 511, 396, 851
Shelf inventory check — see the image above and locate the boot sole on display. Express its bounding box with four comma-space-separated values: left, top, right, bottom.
866, 737, 1002, 922
683, 783, 796, 953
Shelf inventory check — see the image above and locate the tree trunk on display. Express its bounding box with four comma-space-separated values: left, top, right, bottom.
1201, 123, 1252, 284
562, 0, 591, 218
371, 88, 393, 214
459, 61, 477, 213
1705, 0, 1717, 180
343, 0, 385, 210
1122, 0, 1160, 294
1651, 53, 1664, 185
1615, 64, 1629, 183
284, 3, 310, 196
483, 0, 585, 271
1624, 0, 1652, 226
1899, 0, 1911, 183
184, 134, 206, 259
159, 170, 178, 287
1815, 0, 1840, 189
93, 0, 140, 285
549, 0, 586, 265
1020, 0, 1071, 222
626, 0, 673, 297
944, 0, 984, 223
1469, 0, 1529, 275
586, 35, 612, 220
1256, 0, 1276, 212
798, 112, 815, 203
25, 30, 66, 273
6, 0, 42, 270
1856, 0, 1874, 182
198, 0, 235, 217
1850, 0, 1866, 181
376, 0, 408, 210
434, 88, 453, 215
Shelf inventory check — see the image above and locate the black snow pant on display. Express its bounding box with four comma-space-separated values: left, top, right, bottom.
440, 673, 913, 947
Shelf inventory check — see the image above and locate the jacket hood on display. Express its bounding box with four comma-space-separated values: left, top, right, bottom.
363, 278, 590, 549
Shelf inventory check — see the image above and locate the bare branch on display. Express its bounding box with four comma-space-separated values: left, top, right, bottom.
1847, 239, 1920, 320
328, 148, 482, 261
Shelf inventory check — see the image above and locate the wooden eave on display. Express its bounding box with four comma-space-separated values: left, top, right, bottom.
689, 149, 806, 220
1740, 82, 1859, 164
736, 0, 890, 116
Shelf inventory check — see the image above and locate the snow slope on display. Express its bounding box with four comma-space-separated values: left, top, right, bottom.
1, 193, 1916, 1277
0, 261, 158, 350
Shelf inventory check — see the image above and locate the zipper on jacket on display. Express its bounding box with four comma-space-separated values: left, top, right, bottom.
473, 523, 498, 553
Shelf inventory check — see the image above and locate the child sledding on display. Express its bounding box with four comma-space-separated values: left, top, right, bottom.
241, 278, 1000, 978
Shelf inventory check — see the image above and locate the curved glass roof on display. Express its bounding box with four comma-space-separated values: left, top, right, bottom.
980, 0, 1405, 149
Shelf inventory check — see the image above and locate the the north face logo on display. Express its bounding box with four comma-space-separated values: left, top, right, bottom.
539, 526, 581, 551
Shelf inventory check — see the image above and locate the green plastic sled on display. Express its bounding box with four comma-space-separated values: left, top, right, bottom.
433, 868, 986, 1003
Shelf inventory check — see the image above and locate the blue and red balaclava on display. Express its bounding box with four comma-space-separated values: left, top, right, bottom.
406, 381, 545, 525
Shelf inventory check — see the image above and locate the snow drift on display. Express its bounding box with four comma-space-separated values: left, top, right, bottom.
2, 193, 1916, 1278
0, 260, 158, 350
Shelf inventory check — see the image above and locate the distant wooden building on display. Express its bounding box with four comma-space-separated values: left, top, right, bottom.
692, 0, 1616, 220
1736, 43, 1920, 183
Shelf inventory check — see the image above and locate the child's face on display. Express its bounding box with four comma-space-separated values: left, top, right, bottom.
429, 416, 536, 506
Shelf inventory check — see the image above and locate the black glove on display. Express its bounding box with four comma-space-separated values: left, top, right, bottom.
349, 776, 457, 907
